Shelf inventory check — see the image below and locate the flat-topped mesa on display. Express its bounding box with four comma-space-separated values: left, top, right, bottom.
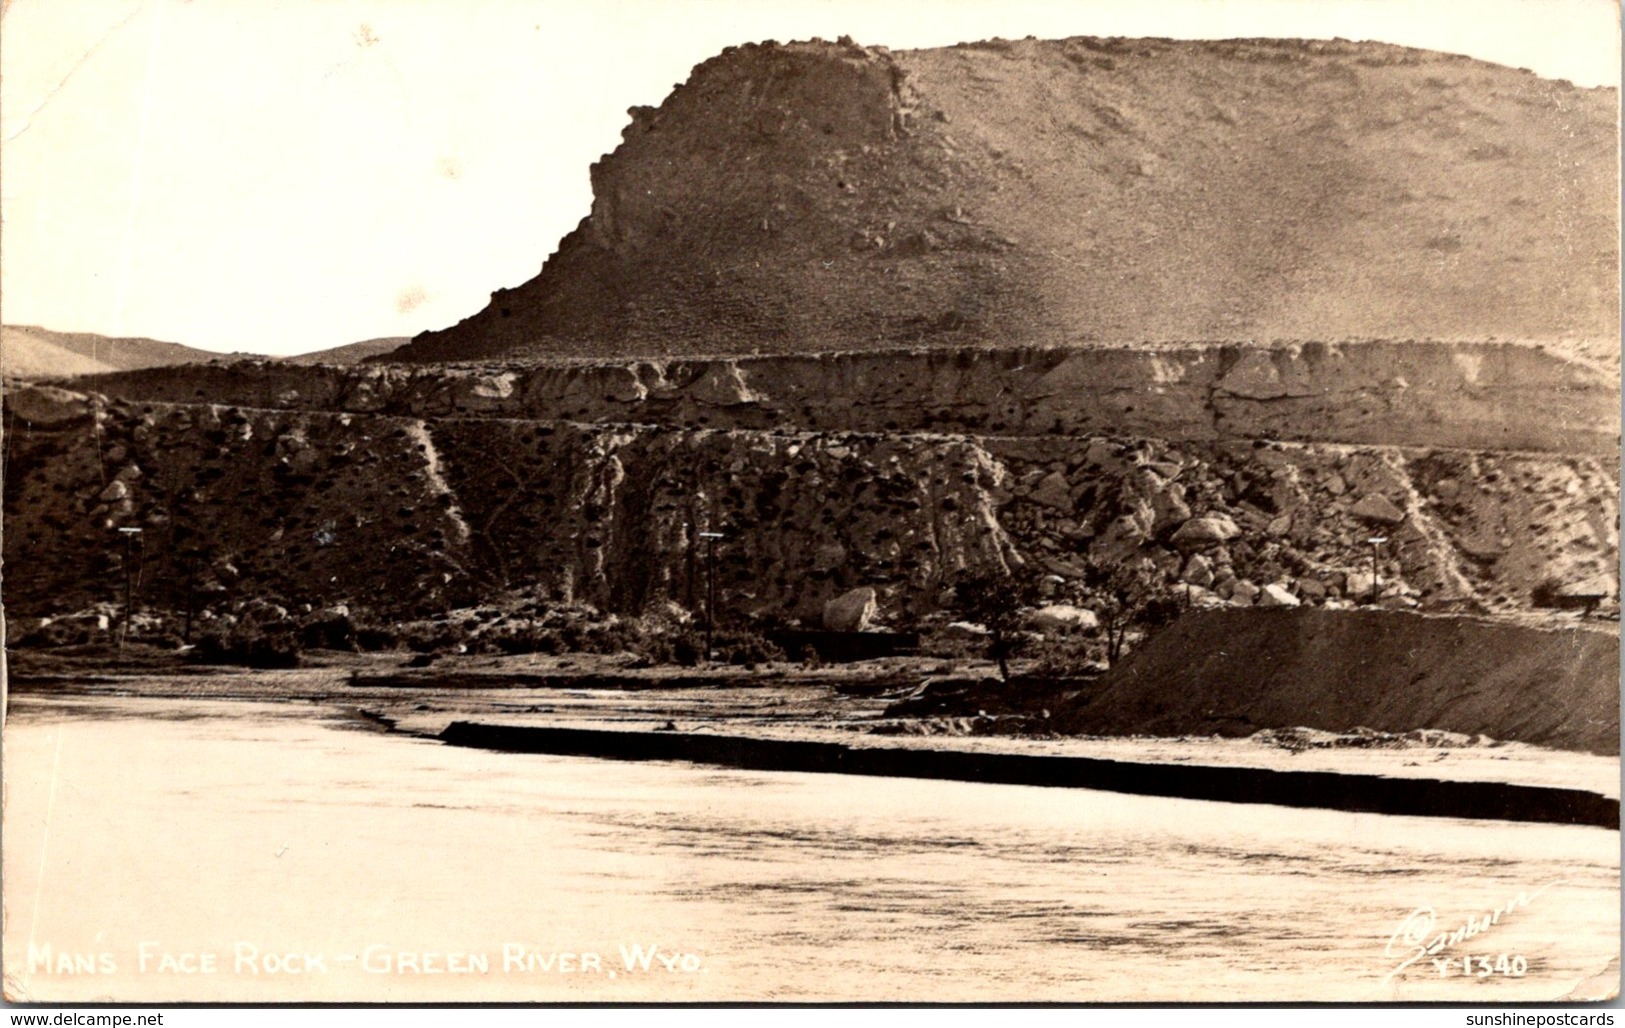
389, 36, 1621, 364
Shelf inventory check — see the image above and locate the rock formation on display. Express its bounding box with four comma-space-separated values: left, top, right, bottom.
4, 379, 1614, 625
2, 36, 1617, 671
390, 37, 1619, 363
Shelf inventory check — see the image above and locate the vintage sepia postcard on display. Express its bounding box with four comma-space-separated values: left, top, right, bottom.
2, 0, 1619, 1006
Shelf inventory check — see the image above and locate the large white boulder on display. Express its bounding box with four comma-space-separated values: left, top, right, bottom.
1257, 583, 1301, 608
1026, 604, 1100, 633
822, 587, 878, 632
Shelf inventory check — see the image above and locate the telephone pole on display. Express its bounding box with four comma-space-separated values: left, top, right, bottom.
1367, 536, 1387, 606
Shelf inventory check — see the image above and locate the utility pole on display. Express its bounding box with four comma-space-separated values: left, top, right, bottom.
1367, 536, 1387, 606
117, 527, 143, 652
699, 531, 724, 662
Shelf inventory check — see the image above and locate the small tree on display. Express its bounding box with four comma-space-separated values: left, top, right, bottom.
1082, 555, 1178, 668
948, 569, 1034, 681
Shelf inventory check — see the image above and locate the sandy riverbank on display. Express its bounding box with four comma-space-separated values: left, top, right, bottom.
8, 649, 1618, 802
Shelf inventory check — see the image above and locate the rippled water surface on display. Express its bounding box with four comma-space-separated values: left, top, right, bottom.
3, 697, 1617, 1002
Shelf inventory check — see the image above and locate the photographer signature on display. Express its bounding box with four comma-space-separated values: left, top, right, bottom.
1382, 880, 1563, 983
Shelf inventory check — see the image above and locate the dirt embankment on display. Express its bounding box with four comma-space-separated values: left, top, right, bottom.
390, 36, 1619, 364
1054, 609, 1620, 754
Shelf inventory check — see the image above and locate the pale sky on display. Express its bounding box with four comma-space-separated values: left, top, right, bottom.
2, 0, 1619, 356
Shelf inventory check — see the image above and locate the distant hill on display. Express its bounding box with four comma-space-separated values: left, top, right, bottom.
1, 326, 415, 379
279, 337, 410, 366
1, 325, 252, 379
1, 329, 117, 378
395, 36, 1620, 364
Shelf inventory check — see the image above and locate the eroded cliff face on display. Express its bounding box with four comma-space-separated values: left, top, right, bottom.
390, 36, 1620, 364
5, 380, 1614, 625
64, 341, 1620, 454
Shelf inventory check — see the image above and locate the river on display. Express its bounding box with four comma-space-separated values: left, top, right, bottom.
3, 695, 1617, 1003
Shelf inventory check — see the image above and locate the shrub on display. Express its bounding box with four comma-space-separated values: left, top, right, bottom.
398, 621, 472, 653
13, 619, 99, 649
489, 624, 563, 655
1024, 636, 1101, 679
919, 631, 985, 661
714, 631, 786, 667
670, 634, 705, 667
1530, 576, 1565, 608
945, 571, 1037, 680
193, 621, 302, 668
299, 611, 358, 651
355, 627, 397, 651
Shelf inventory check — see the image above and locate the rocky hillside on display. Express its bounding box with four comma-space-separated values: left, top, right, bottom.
5, 381, 1614, 627
393, 36, 1620, 364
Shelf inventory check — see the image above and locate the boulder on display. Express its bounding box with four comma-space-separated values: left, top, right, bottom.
1297, 577, 1328, 602
1230, 580, 1260, 606
600, 365, 650, 403
98, 479, 129, 502
687, 362, 763, 406
1350, 493, 1407, 525
6, 385, 92, 426
1257, 583, 1300, 607
1029, 471, 1072, 510
1180, 553, 1215, 588
1080, 438, 1117, 468
1140, 473, 1193, 534
1344, 571, 1406, 601
1171, 515, 1240, 548
451, 372, 518, 410
1215, 348, 1315, 399
1345, 570, 1375, 600
1026, 604, 1100, 633
1179, 584, 1226, 608
822, 587, 878, 632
